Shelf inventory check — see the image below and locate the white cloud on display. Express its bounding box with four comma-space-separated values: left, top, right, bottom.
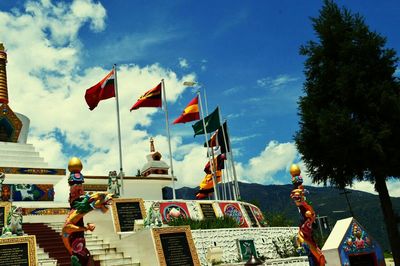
238, 141, 298, 184
231, 134, 260, 143
257, 74, 298, 91
179, 58, 189, 69
0, 0, 195, 184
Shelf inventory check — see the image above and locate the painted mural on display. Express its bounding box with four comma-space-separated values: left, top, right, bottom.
159, 201, 190, 223
340, 220, 385, 266
218, 202, 248, 228
1, 184, 55, 201
249, 205, 268, 227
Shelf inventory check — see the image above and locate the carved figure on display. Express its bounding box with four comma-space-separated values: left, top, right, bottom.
144, 202, 162, 227
14, 184, 34, 200
289, 164, 325, 266
107, 170, 120, 197
1, 206, 24, 236
62, 192, 113, 266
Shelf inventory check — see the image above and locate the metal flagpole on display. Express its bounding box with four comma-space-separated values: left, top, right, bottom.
219, 118, 233, 200
113, 64, 124, 196
161, 79, 176, 200
225, 158, 234, 200
203, 89, 222, 199
216, 107, 227, 200
197, 90, 218, 200
224, 142, 237, 200
225, 122, 240, 199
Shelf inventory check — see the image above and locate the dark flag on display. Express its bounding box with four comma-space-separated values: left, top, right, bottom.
192, 107, 220, 136
204, 121, 230, 153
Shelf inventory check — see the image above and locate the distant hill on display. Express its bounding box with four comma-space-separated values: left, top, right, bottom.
163, 182, 400, 251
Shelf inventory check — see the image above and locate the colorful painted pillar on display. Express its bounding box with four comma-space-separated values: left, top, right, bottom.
65, 157, 91, 266
290, 164, 326, 266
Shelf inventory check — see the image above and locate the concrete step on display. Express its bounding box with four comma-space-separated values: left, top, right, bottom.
86, 243, 112, 250
0, 154, 45, 162
0, 161, 48, 167
0, 149, 40, 157
0, 142, 36, 151
98, 258, 135, 266
37, 259, 58, 266
90, 247, 117, 255
86, 239, 106, 245
93, 252, 125, 260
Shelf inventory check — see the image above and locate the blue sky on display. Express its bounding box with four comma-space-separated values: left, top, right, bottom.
0, 0, 399, 196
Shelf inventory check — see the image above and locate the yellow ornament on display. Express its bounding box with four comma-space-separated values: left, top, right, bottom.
68, 157, 83, 173
290, 164, 301, 176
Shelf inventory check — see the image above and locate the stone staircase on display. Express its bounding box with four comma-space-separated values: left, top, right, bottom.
36, 246, 58, 266
47, 222, 138, 266
22, 223, 72, 266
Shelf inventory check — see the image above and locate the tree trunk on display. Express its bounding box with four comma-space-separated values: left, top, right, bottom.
374, 175, 400, 265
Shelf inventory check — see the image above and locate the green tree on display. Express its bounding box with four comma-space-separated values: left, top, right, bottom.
265, 212, 294, 227
295, 1, 400, 263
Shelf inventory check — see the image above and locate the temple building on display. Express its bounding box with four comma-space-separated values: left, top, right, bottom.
84, 137, 175, 200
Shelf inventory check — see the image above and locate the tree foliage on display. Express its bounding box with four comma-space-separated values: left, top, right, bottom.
296, 1, 400, 187
295, 0, 400, 259
265, 212, 294, 227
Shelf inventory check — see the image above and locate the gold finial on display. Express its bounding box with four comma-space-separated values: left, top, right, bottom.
150, 137, 155, 152
290, 164, 301, 177
0, 43, 8, 104
68, 157, 83, 173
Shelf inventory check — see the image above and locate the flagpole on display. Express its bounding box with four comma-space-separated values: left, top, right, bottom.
197, 90, 218, 201
220, 119, 235, 200
215, 107, 227, 200
203, 88, 220, 200
225, 122, 240, 199
113, 64, 124, 196
161, 79, 176, 200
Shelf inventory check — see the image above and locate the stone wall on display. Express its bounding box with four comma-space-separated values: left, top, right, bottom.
191, 227, 299, 265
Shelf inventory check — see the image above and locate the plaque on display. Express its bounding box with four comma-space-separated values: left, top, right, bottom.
199, 203, 216, 219
0, 235, 37, 266
111, 198, 146, 232
242, 204, 259, 227
237, 239, 257, 261
0, 202, 11, 229
349, 253, 376, 266
153, 226, 200, 266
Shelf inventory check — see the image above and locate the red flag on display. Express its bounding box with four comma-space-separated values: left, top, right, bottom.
84, 70, 115, 110
173, 96, 200, 124
130, 83, 162, 111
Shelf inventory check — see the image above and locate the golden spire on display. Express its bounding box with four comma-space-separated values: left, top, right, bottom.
150, 137, 155, 152
0, 43, 9, 104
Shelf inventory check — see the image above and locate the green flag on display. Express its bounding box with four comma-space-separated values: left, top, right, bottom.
192, 107, 220, 136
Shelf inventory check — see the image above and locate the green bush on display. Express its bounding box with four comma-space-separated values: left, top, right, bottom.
167, 216, 240, 229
